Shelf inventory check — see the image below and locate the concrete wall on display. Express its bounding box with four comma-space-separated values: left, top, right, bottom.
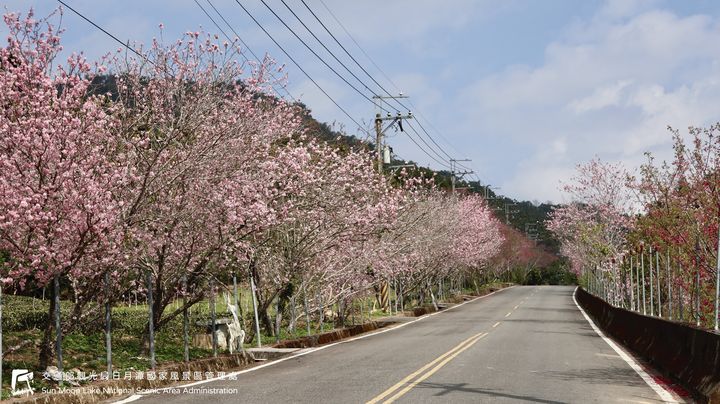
576, 287, 720, 403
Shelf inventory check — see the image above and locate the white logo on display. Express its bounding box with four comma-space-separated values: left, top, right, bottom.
11, 369, 34, 396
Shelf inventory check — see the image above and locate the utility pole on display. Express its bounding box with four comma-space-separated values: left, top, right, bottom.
695, 238, 701, 327
525, 222, 539, 244
483, 184, 500, 200
505, 203, 518, 225
449, 159, 473, 195
372, 96, 412, 321
715, 226, 720, 331
375, 115, 383, 173
388, 164, 417, 172
373, 95, 411, 175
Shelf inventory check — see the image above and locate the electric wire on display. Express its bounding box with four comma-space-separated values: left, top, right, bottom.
301, 0, 459, 165
194, 0, 287, 99
403, 120, 454, 168
316, 0, 475, 169
193, 0, 233, 45
317, 0, 401, 95
317, 0, 466, 162
57, 0, 159, 70
232, 0, 369, 135
255, 0, 394, 114
280, 0, 401, 115
202, 0, 296, 102
236, 0, 451, 163
298, 0, 403, 111
218, 0, 457, 169
221, 0, 448, 163
404, 120, 452, 169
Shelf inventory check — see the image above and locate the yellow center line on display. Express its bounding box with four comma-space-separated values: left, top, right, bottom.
492, 322, 501, 328
384, 333, 489, 403
366, 331, 487, 404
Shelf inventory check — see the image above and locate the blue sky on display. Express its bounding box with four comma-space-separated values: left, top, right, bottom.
4, 0, 720, 203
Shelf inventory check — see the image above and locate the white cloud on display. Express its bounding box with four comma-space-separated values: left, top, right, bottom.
450, 2, 720, 202
316, 0, 506, 43
568, 80, 632, 113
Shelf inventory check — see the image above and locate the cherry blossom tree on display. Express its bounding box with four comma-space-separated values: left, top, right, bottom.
629, 125, 720, 325
374, 185, 504, 309
547, 158, 635, 304
247, 140, 401, 333
490, 223, 555, 284
0, 10, 130, 366
107, 29, 307, 344
551, 126, 720, 326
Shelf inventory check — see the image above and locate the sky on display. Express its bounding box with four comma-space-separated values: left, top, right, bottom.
4, 0, 720, 203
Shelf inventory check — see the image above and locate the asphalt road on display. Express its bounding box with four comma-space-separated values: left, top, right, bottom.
127, 286, 675, 403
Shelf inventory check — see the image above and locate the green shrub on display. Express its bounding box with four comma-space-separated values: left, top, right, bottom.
1, 296, 74, 331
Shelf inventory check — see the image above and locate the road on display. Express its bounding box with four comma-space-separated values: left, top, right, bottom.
126, 286, 677, 403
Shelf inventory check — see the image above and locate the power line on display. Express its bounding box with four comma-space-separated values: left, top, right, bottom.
280, 0, 401, 115
299, 0, 403, 111
246, 0, 463, 172
194, 0, 232, 44
317, 0, 402, 95
256, 0, 392, 114
302, 0, 490, 181
403, 120, 452, 169
304, 1, 459, 165
56, 0, 158, 70
409, 100, 469, 161
315, 0, 458, 157
247, 0, 453, 167
202, 0, 296, 102
232, 0, 369, 135
403, 119, 452, 166
411, 117, 455, 161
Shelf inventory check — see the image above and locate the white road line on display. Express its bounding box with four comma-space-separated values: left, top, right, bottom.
594, 353, 623, 359
114, 286, 517, 403
572, 287, 679, 403
504, 312, 512, 317
492, 322, 500, 328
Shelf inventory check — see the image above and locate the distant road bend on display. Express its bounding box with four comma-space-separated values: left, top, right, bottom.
121, 286, 682, 403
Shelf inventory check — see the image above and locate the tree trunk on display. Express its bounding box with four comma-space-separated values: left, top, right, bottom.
140, 274, 165, 355
38, 283, 57, 369
288, 295, 297, 334
252, 298, 270, 335
336, 300, 345, 328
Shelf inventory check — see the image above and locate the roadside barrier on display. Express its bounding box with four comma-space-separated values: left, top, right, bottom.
576, 287, 720, 403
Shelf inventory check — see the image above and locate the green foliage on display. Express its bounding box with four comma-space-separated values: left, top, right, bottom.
524, 259, 577, 285
1, 295, 75, 331
479, 187, 561, 253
